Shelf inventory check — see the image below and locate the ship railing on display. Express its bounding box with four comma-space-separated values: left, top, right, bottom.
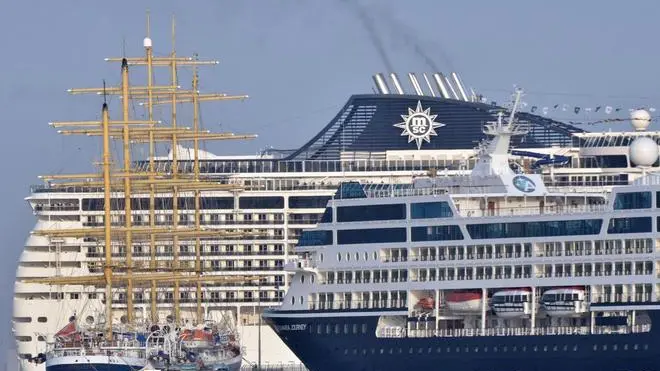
457, 202, 610, 219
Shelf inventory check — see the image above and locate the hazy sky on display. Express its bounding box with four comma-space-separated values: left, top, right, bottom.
1, 0, 659, 363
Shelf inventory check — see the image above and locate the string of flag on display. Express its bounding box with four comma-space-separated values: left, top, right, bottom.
484, 98, 656, 116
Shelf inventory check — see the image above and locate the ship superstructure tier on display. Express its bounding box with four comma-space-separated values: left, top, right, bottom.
264, 93, 660, 371
12, 18, 660, 371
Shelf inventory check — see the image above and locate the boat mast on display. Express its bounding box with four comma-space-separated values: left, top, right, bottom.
120, 57, 135, 324
101, 97, 114, 341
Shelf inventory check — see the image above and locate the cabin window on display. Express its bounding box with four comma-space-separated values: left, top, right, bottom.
337, 228, 406, 245
608, 217, 652, 234
298, 230, 333, 247
614, 191, 652, 210
411, 201, 453, 219
411, 225, 463, 241
337, 204, 405, 222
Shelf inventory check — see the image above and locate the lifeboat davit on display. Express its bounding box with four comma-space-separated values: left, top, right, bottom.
491, 288, 535, 318
541, 287, 587, 317
446, 291, 483, 313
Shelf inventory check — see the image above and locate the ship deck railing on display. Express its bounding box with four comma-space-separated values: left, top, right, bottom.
394, 324, 652, 338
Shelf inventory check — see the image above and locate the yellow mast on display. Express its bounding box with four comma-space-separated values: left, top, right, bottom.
192, 55, 203, 322
169, 16, 182, 324
120, 58, 135, 324
101, 100, 113, 341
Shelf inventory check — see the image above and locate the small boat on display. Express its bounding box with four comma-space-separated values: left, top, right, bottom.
415, 297, 435, 311
541, 287, 588, 317
491, 288, 536, 318
446, 291, 483, 313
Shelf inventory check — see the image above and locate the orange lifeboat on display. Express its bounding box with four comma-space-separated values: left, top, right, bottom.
446, 291, 483, 313
416, 297, 435, 310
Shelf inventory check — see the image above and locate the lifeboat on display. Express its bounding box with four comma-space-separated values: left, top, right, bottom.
415, 297, 435, 311
446, 291, 483, 313
491, 288, 535, 318
181, 328, 214, 348
541, 287, 587, 317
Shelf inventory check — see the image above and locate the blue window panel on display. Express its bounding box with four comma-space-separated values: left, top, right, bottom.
411, 202, 453, 219
607, 217, 652, 234
334, 182, 366, 199
289, 196, 331, 209
320, 207, 333, 223
467, 219, 602, 239
411, 225, 463, 241
337, 228, 406, 245
298, 230, 333, 247
239, 196, 284, 209
613, 192, 652, 210
337, 204, 406, 222
200, 197, 234, 210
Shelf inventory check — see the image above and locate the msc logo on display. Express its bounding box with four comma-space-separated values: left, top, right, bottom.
512, 175, 536, 193
394, 101, 445, 150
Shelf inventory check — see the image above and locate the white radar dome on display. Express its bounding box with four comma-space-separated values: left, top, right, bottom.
631, 109, 651, 131
629, 136, 659, 166
143, 37, 152, 48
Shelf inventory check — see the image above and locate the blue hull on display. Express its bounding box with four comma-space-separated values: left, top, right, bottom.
265, 311, 660, 371
47, 365, 143, 371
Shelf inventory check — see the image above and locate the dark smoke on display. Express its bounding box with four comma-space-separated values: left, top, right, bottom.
338, 0, 395, 72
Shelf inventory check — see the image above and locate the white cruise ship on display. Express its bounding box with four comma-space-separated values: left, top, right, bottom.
12, 17, 660, 371
264, 91, 660, 371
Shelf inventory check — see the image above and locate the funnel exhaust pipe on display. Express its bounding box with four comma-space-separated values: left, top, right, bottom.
422, 73, 436, 97
390, 73, 405, 94
451, 72, 469, 101
444, 74, 460, 100
432, 73, 449, 99
408, 73, 424, 96
373, 73, 390, 94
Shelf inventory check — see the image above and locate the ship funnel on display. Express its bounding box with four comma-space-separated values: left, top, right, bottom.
373, 73, 390, 94
432, 73, 450, 99
422, 73, 436, 97
451, 72, 469, 101
443, 74, 460, 100
408, 73, 424, 96
390, 73, 405, 94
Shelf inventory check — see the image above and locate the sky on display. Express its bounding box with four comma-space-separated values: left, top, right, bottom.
1, 0, 660, 364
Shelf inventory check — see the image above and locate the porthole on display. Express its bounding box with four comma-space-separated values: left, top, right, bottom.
353, 349, 358, 355
553, 345, 557, 352
362, 349, 367, 355
37, 317, 47, 323
512, 346, 517, 352
317, 325, 322, 334
573, 345, 578, 351
447, 347, 451, 353
335, 324, 340, 334
364, 252, 368, 261
493, 346, 498, 352
624, 344, 628, 351
37, 336, 46, 342
380, 349, 384, 354
301, 275, 305, 284
418, 348, 423, 354
337, 253, 341, 262
344, 324, 349, 334
634, 344, 639, 350
533, 346, 538, 352
326, 324, 331, 334
522, 346, 527, 352
409, 348, 413, 354
593, 345, 598, 351
343, 349, 348, 355
346, 253, 350, 262
300, 296, 303, 305
290, 296, 295, 305
503, 346, 507, 352
373, 251, 378, 260
352, 324, 358, 334
613, 344, 618, 351
436, 347, 442, 353
603, 345, 607, 351
644, 344, 649, 350
320, 253, 324, 262
427, 347, 432, 354
397, 348, 402, 354
355, 253, 359, 261
464, 347, 469, 353
483, 347, 488, 352
361, 324, 367, 334
311, 275, 315, 283
474, 347, 479, 353
388, 348, 393, 354
543, 346, 548, 352
563, 345, 567, 352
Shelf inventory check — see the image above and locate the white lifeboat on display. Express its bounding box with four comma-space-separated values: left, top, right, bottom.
180, 328, 215, 349
491, 288, 535, 318
541, 287, 587, 317
446, 291, 483, 313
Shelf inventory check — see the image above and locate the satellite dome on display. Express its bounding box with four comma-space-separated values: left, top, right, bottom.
629, 136, 658, 166
631, 109, 651, 131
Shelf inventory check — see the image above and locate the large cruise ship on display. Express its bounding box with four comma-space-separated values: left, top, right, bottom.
264, 91, 660, 371
12, 16, 660, 371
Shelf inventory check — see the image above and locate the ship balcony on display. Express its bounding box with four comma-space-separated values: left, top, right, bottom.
284, 257, 317, 272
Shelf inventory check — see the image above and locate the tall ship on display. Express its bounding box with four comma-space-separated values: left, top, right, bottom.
12, 14, 660, 371
264, 90, 660, 371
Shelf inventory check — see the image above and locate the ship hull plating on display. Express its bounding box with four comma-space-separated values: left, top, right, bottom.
45, 356, 145, 371
265, 311, 660, 371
